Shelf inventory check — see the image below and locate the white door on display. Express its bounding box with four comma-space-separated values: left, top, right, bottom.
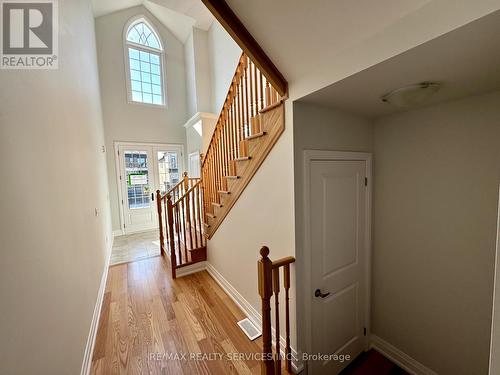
308, 156, 370, 374
118, 143, 183, 233
188, 152, 201, 178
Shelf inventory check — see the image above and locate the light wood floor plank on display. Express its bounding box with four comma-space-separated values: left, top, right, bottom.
91, 256, 266, 374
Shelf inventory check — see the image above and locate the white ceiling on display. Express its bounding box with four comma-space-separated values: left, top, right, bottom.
92, 0, 214, 42
299, 10, 500, 118
225, 0, 500, 100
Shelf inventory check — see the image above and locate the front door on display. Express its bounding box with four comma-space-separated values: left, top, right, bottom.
309, 157, 370, 374
118, 143, 183, 233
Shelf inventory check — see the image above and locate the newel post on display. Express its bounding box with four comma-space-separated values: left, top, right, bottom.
156, 190, 165, 256
166, 193, 177, 279
258, 246, 275, 374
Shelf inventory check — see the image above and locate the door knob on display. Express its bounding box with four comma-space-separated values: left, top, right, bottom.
315, 289, 330, 298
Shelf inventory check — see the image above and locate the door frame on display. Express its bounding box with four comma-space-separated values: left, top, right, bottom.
114, 141, 185, 235
302, 150, 372, 367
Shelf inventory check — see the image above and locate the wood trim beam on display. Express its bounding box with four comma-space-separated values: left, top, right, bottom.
201, 0, 288, 97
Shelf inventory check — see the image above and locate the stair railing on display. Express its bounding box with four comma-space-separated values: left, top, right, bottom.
156, 173, 206, 278
258, 246, 295, 374
201, 53, 282, 224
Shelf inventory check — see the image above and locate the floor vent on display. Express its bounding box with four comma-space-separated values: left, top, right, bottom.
237, 318, 262, 341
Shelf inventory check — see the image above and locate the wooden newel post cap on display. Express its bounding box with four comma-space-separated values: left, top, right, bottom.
183, 172, 188, 177
166, 193, 171, 201
260, 246, 270, 258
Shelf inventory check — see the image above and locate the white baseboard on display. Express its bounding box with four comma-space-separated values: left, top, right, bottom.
80, 243, 112, 375
176, 261, 207, 277
370, 335, 437, 375
205, 263, 303, 373
112, 229, 124, 237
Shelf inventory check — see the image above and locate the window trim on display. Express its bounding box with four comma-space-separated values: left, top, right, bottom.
123, 16, 167, 108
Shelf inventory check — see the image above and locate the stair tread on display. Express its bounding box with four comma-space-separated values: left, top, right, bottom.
234, 156, 252, 161
247, 131, 267, 140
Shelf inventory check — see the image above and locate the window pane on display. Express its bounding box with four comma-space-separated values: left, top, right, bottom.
124, 151, 150, 209
141, 72, 151, 83
132, 91, 142, 101
151, 63, 160, 75
130, 69, 141, 81
131, 80, 142, 92
127, 29, 140, 44
153, 95, 162, 105
143, 83, 152, 94
127, 22, 162, 51
151, 74, 161, 85
146, 34, 160, 49
152, 84, 161, 95
128, 48, 140, 60
129, 58, 140, 70
150, 54, 160, 65
126, 43, 163, 105
143, 93, 153, 103
139, 51, 149, 62
140, 61, 150, 73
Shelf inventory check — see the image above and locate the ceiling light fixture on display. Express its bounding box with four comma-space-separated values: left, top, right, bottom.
381, 82, 441, 107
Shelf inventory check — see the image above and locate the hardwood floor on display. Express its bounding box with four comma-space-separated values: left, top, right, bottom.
90, 256, 264, 374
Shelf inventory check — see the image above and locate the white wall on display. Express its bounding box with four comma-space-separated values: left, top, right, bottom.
372, 91, 500, 374
0, 0, 112, 374
95, 6, 188, 231
207, 21, 241, 115
185, 27, 212, 118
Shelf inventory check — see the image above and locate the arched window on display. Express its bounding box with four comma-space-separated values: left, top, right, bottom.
125, 18, 165, 106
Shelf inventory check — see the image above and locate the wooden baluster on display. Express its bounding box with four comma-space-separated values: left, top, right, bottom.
258, 246, 274, 374
166, 194, 176, 278
214, 134, 219, 196
156, 190, 165, 256
181, 198, 188, 259
197, 184, 203, 246
193, 184, 199, 249
224, 110, 230, 176
284, 264, 292, 373
248, 59, 254, 136
259, 70, 264, 112
175, 204, 181, 265
243, 58, 249, 139
265, 81, 271, 108
231, 98, 240, 158
239, 66, 244, 144
163, 196, 169, 248
273, 267, 281, 374
187, 194, 193, 251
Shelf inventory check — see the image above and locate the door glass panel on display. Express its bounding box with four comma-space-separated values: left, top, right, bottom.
124, 150, 151, 209
158, 151, 180, 194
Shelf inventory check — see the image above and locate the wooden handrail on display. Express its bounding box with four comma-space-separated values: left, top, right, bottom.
201, 53, 282, 224
200, 0, 288, 97
258, 247, 295, 374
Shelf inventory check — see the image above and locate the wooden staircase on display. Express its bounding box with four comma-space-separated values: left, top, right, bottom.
201, 53, 286, 238
156, 53, 286, 278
